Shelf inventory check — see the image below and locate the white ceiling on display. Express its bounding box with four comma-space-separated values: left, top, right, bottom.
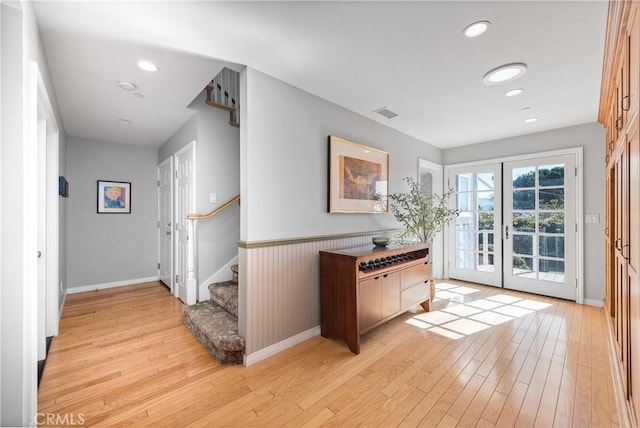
33, 1, 608, 149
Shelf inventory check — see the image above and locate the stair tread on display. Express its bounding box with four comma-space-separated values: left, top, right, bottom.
208, 282, 238, 318
183, 301, 244, 351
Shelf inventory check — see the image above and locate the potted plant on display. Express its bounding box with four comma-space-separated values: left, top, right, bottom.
389, 177, 459, 298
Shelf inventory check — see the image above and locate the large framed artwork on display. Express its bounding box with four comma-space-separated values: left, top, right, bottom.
328, 135, 389, 213
97, 180, 131, 214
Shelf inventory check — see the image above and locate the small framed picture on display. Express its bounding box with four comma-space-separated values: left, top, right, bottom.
97, 180, 131, 214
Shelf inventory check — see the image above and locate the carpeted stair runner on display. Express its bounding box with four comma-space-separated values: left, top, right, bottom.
183, 264, 244, 365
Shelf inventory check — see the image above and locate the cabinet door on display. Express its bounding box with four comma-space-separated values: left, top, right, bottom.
628, 6, 639, 121
607, 167, 616, 317
380, 272, 400, 319
359, 277, 381, 330
628, 123, 640, 416
614, 146, 630, 393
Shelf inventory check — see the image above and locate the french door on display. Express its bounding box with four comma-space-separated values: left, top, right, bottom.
448, 164, 503, 287
448, 153, 578, 300
503, 155, 577, 300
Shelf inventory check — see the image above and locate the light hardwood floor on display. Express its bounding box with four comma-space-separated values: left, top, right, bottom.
38, 280, 620, 427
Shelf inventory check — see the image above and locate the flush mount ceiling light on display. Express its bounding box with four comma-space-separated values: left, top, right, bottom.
117, 81, 137, 91
118, 118, 133, 125
524, 117, 539, 123
483, 63, 527, 85
133, 92, 145, 98
505, 88, 524, 97
463, 20, 491, 38
137, 60, 157, 72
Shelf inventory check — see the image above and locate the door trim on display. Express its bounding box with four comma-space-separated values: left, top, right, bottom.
418, 158, 444, 279
444, 147, 584, 303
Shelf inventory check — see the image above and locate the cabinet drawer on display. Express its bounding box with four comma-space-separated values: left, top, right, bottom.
401, 281, 429, 309
401, 263, 429, 289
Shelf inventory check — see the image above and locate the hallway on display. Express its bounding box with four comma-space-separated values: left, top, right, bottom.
38, 280, 619, 426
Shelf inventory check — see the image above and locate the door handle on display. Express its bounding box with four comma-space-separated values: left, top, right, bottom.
622, 244, 630, 261
166, 231, 171, 236
37, 251, 42, 258
503, 225, 509, 240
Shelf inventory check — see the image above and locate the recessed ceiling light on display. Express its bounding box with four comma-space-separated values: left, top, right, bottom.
505, 88, 524, 97
133, 92, 145, 98
137, 60, 157, 72
524, 117, 538, 123
463, 21, 491, 38
483, 63, 527, 85
118, 118, 133, 125
118, 81, 137, 91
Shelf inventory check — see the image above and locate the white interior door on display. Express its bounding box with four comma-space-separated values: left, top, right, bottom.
175, 142, 196, 304
37, 117, 47, 361
503, 155, 577, 300
36, 72, 61, 359
158, 157, 173, 292
448, 164, 503, 287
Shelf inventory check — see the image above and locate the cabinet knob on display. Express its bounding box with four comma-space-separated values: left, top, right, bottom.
616, 117, 624, 131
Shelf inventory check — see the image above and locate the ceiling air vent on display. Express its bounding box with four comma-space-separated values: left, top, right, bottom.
373, 107, 398, 119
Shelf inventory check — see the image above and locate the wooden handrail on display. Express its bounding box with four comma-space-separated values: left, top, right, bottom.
187, 194, 240, 220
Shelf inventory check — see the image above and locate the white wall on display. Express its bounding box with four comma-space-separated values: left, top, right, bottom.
158, 90, 240, 290
66, 137, 158, 289
241, 67, 443, 243
240, 68, 444, 358
443, 122, 606, 304
1, 1, 66, 425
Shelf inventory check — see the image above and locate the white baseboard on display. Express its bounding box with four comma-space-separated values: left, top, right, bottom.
584, 298, 604, 307
67, 276, 159, 294
198, 255, 239, 302
244, 326, 321, 366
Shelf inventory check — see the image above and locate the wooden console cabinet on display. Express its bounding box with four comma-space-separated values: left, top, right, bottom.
319, 243, 430, 354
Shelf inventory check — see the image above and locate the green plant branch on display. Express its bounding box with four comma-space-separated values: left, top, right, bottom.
389, 177, 459, 243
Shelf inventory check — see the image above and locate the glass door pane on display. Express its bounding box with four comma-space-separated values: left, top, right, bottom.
448, 164, 502, 287
503, 155, 576, 300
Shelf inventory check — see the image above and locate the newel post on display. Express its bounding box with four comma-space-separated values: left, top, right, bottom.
186, 218, 198, 304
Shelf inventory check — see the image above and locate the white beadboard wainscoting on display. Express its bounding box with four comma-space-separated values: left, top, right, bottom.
238, 231, 397, 365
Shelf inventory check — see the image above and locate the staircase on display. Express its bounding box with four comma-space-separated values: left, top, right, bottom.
183, 264, 244, 365
205, 67, 240, 128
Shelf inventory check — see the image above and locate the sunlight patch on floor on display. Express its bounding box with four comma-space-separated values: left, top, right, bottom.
405, 282, 553, 340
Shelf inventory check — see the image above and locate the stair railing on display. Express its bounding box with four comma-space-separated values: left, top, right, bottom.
183, 195, 240, 304
206, 67, 240, 128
